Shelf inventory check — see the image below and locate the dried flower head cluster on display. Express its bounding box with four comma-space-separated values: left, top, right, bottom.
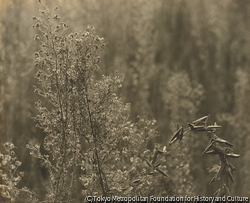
29, 1, 162, 201
0, 142, 37, 202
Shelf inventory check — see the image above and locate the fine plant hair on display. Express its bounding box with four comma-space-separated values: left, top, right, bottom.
0, 2, 240, 203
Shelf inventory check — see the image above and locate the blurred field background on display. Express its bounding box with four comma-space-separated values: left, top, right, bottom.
1, 0, 250, 200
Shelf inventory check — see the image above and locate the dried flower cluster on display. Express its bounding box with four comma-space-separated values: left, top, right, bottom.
29, 1, 161, 202
0, 142, 37, 202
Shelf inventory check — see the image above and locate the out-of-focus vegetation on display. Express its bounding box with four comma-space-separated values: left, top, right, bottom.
1, 0, 250, 201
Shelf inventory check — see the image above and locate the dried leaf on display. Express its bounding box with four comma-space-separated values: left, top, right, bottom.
206, 122, 222, 132
155, 167, 169, 177
223, 184, 231, 196
227, 167, 235, 184
205, 149, 218, 155
132, 179, 141, 184
209, 174, 217, 185
191, 115, 210, 125
154, 162, 160, 167
208, 164, 220, 173
226, 153, 240, 158
169, 126, 184, 145
213, 188, 221, 197
146, 159, 152, 167
214, 137, 233, 147
215, 162, 226, 180
188, 123, 206, 131
151, 150, 158, 165
176, 123, 180, 130
157, 150, 164, 155
228, 163, 236, 172
202, 140, 214, 154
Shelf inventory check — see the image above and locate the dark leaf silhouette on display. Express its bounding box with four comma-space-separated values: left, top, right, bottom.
169, 126, 184, 145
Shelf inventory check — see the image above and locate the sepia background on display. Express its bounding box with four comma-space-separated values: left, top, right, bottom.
1, 0, 250, 200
